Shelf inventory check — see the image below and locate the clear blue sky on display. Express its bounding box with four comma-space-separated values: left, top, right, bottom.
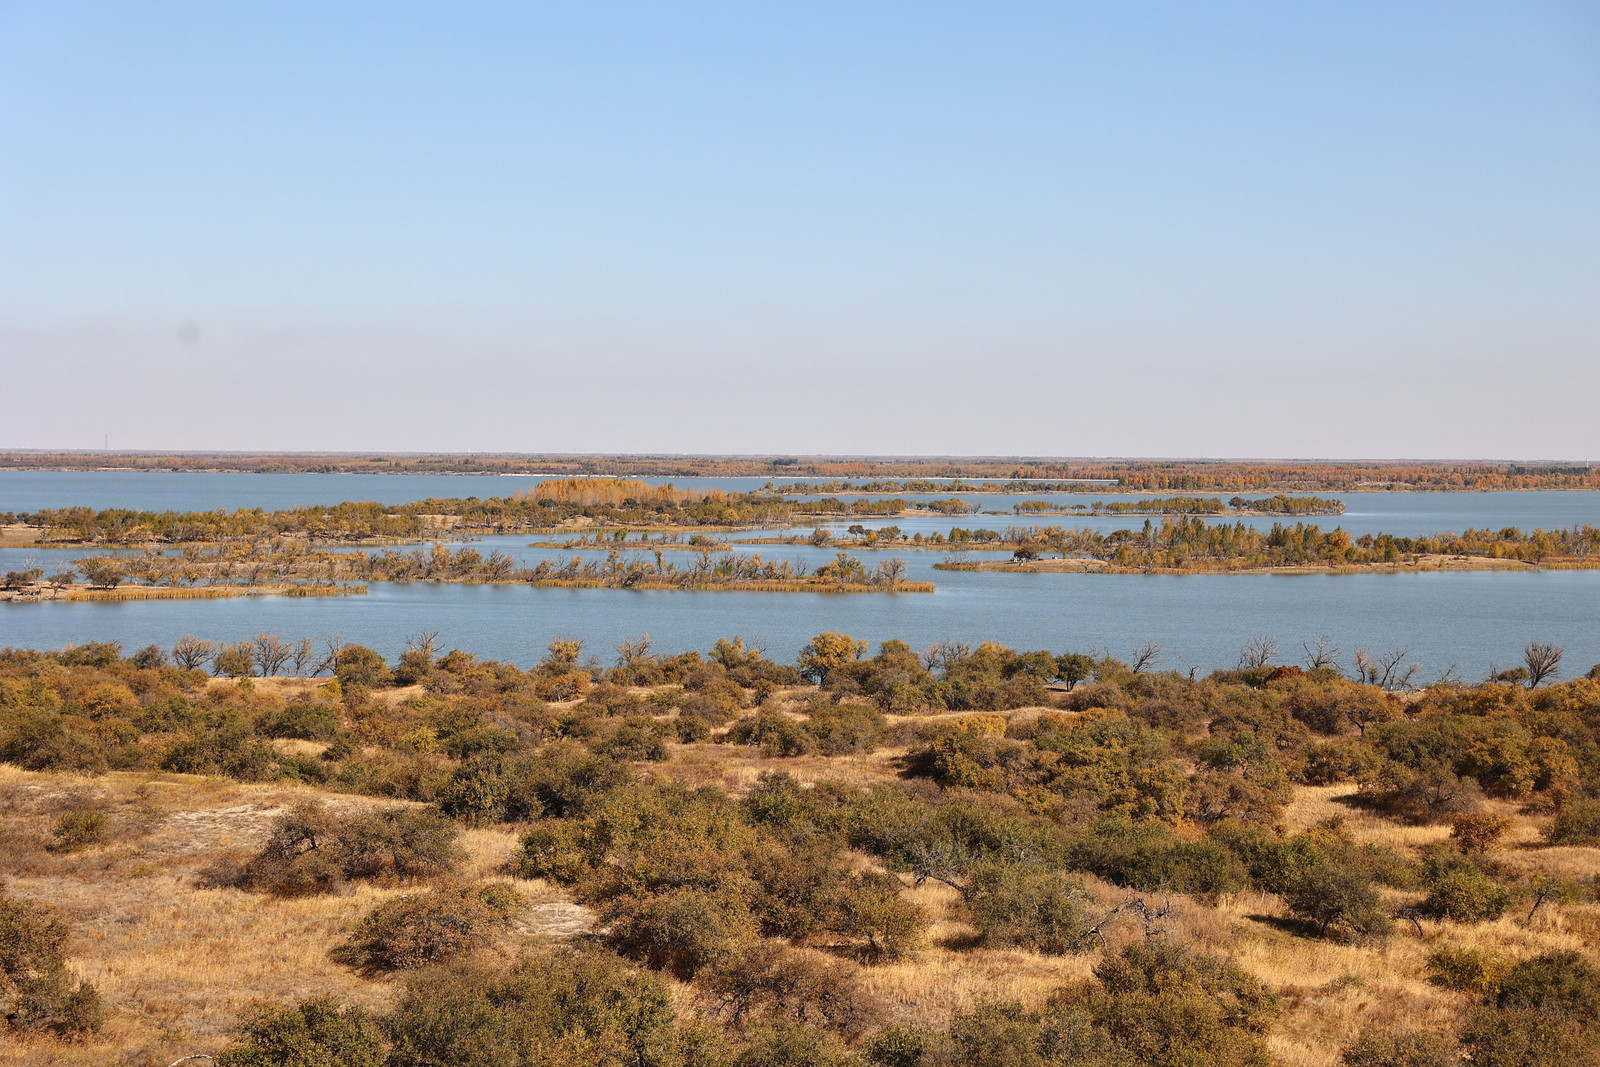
3, 2, 1597, 457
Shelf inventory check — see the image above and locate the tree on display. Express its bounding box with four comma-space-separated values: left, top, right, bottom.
1129, 639, 1161, 673
214, 641, 257, 678
1523, 641, 1563, 689
873, 557, 908, 586
2, 568, 42, 591
797, 632, 867, 685
172, 634, 216, 671
1302, 634, 1341, 672
252, 633, 293, 677
1055, 653, 1096, 690
1237, 634, 1279, 670
287, 637, 316, 677
1354, 647, 1420, 691
75, 558, 122, 589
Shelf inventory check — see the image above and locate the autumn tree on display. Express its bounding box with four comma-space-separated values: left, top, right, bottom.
797, 632, 868, 684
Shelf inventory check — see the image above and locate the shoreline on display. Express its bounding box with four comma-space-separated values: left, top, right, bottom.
933, 554, 1600, 576
0, 582, 368, 603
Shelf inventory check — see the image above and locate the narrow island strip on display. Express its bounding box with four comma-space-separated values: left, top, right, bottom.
1, 546, 930, 601
929, 519, 1600, 575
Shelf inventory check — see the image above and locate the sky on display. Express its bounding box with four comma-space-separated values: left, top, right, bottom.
2, 2, 1598, 458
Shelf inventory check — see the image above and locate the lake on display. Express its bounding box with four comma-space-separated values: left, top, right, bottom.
2, 472, 1597, 679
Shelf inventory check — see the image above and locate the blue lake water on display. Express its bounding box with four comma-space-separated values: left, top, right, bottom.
1, 472, 1597, 678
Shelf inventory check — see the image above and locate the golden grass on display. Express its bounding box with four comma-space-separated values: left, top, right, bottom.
0, 770, 405, 1067
1281, 783, 1452, 849
3, 760, 1597, 1067
666, 744, 905, 796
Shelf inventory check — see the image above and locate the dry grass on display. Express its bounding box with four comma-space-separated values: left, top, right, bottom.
665, 744, 905, 796
3, 761, 1597, 1067
1282, 783, 1452, 849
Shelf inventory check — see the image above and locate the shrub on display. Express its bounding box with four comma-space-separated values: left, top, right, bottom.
1545, 798, 1600, 845
335, 645, 393, 688
160, 721, 278, 780
865, 1027, 934, 1067
1340, 1028, 1458, 1067
951, 941, 1280, 1067
1282, 862, 1391, 939
437, 753, 564, 825
0, 883, 104, 1037
1426, 945, 1515, 997
238, 802, 462, 896
385, 947, 710, 1067
1359, 757, 1482, 824
827, 870, 926, 961
510, 820, 597, 884
1462, 951, 1600, 1066
734, 1024, 858, 1067
603, 886, 757, 978
726, 710, 815, 757
1493, 950, 1600, 1015
967, 864, 1093, 954
334, 883, 520, 974
703, 943, 873, 1035
1419, 853, 1512, 923
597, 718, 669, 762
1450, 810, 1514, 854
804, 701, 885, 755
49, 805, 111, 853
518, 741, 629, 818
258, 701, 342, 741
675, 713, 712, 743
1066, 817, 1182, 890
1298, 739, 1381, 785
216, 998, 386, 1067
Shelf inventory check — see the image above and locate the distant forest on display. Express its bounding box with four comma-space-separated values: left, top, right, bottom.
4, 453, 1598, 491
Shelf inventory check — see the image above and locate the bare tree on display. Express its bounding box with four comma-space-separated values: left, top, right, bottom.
1237, 633, 1279, 670
1301, 635, 1341, 672
1354, 646, 1420, 691
1428, 663, 1462, 688
1523, 641, 1564, 689
1129, 639, 1162, 674
406, 629, 441, 660
921, 638, 972, 674
313, 633, 347, 677
287, 637, 316, 677
252, 633, 293, 677
172, 634, 215, 671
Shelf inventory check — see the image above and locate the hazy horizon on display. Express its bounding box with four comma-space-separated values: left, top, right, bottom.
4, 3, 1597, 458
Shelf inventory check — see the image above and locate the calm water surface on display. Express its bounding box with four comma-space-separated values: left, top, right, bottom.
1, 472, 1596, 676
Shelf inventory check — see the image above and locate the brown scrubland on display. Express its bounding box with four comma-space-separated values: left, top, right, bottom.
1, 633, 1597, 1067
